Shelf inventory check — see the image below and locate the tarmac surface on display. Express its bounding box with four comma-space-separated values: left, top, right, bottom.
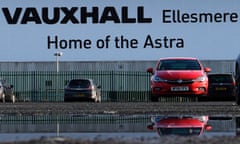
0, 101, 239, 116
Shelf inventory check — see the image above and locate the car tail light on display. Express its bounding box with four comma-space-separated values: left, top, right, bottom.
65, 86, 71, 90
147, 124, 154, 130
88, 86, 94, 90
232, 81, 236, 86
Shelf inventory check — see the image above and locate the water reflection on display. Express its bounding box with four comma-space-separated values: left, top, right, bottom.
0, 114, 238, 142
147, 115, 212, 136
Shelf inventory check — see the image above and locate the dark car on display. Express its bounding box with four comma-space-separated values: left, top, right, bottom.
0, 79, 16, 103
207, 73, 236, 101
235, 54, 240, 105
64, 79, 101, 102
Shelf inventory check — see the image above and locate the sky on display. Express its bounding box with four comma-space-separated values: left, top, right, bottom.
0, 0, 240, 61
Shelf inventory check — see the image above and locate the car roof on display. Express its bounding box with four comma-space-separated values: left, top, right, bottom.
159, 57, 199, 61
70, 78, 93, 81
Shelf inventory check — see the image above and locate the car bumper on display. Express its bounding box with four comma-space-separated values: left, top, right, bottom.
151, 81, 208, 96
64, 90, 96, 101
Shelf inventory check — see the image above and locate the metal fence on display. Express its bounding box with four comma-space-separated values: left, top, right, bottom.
0, 71, 151, 102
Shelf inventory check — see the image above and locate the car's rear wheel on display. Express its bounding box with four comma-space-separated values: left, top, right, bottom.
64, 98, 70, 102
151, 95, 159, 102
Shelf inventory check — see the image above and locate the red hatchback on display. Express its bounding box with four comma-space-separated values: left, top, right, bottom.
147, 115, 212, 136
147, 57, 211, 102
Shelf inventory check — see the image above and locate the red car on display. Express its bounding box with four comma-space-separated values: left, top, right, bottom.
147, 115, 212, 136
147, 57, 211, 102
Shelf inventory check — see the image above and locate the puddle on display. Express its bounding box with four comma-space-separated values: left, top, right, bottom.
0, 114, 238, 142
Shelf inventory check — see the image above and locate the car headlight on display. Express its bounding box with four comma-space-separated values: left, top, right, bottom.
193, 116, 208, 122
193, 75, 207, 82
151, 116, 162, 123
152, 76, 166, 82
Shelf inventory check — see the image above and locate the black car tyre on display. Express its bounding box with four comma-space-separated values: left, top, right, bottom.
151, 94, 159, 102
64, 98, 70, 102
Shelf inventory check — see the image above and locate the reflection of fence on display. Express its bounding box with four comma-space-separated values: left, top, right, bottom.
0, 114, 150, 133
0, 114, 236, 133
0, 71, 151, 102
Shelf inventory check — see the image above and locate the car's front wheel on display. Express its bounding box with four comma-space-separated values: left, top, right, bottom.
150, 94, 159, 102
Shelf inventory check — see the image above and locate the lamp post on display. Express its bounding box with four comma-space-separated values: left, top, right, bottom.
54, 52, 63, 137
54, 52, 63, 100
54, 52, 63, 73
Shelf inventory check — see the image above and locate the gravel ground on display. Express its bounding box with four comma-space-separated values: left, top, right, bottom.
0, 101, 239, 116
2, 135, 240, 144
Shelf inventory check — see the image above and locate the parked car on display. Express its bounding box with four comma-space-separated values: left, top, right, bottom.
64, 79, 101, 102
147, 57, 211, 102
235, 54, 240, 105
0, 79, 16, 103
207, 73, 236, 101
147, 115, 212, 136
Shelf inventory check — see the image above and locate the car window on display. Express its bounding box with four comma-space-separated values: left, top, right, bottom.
158, 127, 202, 136
158, 60, 201, 70
208, 75, 233, 83
68, 79, 90, 88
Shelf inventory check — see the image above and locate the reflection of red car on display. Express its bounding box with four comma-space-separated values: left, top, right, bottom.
147, 57, 211, 102
147, 116, 212, 136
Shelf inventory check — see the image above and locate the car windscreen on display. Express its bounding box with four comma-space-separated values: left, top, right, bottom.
158, 60, 201, 70
68, 80, 90, 88
158, 127, 202, 136
208, 75, 233, 83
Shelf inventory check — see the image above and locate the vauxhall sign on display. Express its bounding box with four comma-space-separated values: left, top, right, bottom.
0, 1, 238, 61
1, 7, 152, 24
1, 6, 238, 25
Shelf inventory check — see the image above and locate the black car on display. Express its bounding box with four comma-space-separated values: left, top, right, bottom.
64, 79, 101, 102
207, 73, 236, 101
236, 54, 240, 105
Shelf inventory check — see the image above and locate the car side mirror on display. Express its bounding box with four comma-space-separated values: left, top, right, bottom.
147, 68, 154, 74
204, 124, 212, 131
10, 85, 13, 88
147, 123, 154, 130
204, 67, 211, 73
